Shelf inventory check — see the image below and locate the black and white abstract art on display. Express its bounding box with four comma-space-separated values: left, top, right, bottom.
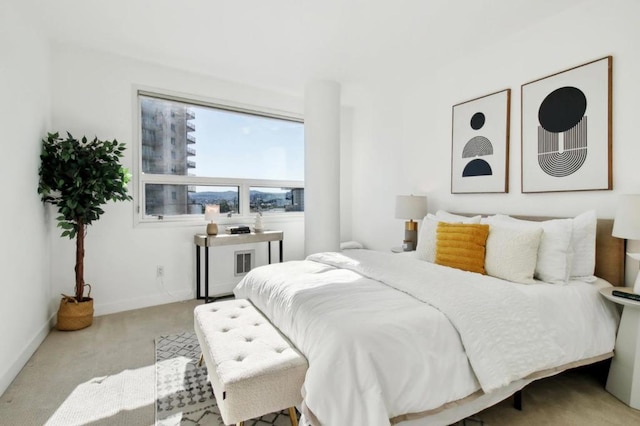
451, 89, 511, 193
521, 56, 612, 192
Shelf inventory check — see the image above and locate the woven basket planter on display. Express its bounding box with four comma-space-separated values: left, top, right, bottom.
57, 296, 94, 331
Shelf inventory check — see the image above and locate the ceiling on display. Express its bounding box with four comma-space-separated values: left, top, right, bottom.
25, 0, 590, 96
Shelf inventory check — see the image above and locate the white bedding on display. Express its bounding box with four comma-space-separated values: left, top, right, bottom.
234, 249, 619, 426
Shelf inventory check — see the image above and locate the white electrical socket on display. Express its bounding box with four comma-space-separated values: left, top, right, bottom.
156, 266, 164, 278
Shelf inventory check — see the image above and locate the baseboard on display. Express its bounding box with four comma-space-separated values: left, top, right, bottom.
0, 288, 211, 396
0, 311, 56, 397
93, 289, 194, 316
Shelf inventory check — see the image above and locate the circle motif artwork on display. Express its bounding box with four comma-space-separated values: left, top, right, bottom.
538, 86, 587, 133
470, 112, 485, 130
537, 86, 588, 178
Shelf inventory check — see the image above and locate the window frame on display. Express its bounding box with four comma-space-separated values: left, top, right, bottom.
133, 88, 305, 226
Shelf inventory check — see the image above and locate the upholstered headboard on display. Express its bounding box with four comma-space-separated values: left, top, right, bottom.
455, 214, 624, 286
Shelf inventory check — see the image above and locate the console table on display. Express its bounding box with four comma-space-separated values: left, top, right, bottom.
194, 230, 283, 303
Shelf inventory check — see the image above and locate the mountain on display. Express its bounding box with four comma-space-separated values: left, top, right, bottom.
189, 190, 289, 205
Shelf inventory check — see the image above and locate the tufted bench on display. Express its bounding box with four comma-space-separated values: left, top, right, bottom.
194, 299, 308, 426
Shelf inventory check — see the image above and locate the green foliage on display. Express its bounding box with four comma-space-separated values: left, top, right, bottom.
219, 199, 231, 213
38, 131, 132, 301
38, 132, 132, 239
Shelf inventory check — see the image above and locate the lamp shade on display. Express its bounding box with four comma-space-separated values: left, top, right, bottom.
395, 195, 428, 220
612, 194, 640, 240
204, 204, 220, 221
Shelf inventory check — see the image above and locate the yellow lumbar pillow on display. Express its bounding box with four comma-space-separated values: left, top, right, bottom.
435, 222, 490, 274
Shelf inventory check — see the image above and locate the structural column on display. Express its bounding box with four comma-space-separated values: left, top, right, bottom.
304, 80, 341, 256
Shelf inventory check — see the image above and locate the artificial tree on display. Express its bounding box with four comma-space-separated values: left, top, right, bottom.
38, 132, 132, 303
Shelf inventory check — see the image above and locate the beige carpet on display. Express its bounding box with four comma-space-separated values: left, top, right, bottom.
480, 364, 640, 425
0, 299, 639, 425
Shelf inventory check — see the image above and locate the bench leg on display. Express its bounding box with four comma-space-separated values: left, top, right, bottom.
288, 407, 298, 426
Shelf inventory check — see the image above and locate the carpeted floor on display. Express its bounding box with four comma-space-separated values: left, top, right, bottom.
2, 300, 639, 425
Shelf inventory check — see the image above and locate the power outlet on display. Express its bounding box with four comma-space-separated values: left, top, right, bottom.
156, 266, 164, 278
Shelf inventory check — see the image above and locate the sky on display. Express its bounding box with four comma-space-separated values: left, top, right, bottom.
191, 105, 304, 182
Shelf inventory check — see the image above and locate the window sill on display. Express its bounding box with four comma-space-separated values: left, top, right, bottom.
135, 212, 304, 228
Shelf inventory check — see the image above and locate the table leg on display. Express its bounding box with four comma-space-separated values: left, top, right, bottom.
204, 246, 209, 304
268, 241, 272, 264
196, 245, 201, 299
279, 240, 283, 262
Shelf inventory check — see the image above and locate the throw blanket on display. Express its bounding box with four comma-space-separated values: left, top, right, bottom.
235, 249, 568, 425
307, 251, 565, 392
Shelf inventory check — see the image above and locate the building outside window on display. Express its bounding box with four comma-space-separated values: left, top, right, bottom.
138, 92, 304, 221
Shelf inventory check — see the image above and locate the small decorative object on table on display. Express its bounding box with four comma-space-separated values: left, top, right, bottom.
204, 204, 219, 235
612, 290, 640, 302
254, 212, 264, 233
227, 226, 251, 234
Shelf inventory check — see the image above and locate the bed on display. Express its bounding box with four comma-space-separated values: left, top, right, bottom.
233, 212, 623, 426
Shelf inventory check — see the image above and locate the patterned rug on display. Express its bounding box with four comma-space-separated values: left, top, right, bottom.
155, 331, 485, 426
155, 331, 295, 425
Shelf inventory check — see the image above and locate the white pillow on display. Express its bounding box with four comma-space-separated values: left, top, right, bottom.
415, 213, 481, 262
570, 210, 597, 282
485, 215, 573, 285
485, 224, 543, 284
435, 210, 482, 223
340, 241, 363, 250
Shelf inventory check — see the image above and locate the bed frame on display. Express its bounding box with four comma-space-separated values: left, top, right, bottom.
395, 215, 624, 425
458, 214, 624, 287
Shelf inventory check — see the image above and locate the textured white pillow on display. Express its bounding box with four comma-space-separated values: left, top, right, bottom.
415, 215, 440, 262
570, 210, 597, 281
416, 213, 482, 262
485, 215, 573, 285
485, 224, 543, 284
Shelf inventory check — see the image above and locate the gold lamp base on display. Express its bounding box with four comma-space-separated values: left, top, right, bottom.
206, 223, 218, 235
403, 220, 418, 251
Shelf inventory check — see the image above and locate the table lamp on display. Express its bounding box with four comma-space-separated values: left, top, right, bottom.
204, 204, 220, 235
612, 194, 640, 293
395, 195, 428, 251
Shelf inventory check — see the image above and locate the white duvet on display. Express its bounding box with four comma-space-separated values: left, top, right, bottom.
234, 249, 618, 426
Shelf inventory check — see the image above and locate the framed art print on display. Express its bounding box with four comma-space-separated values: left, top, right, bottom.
521, 56, 612, 193
451, 89, 511, 193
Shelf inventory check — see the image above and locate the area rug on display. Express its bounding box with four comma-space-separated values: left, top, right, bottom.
155, 331, 485, 426
155, 331, 295, 425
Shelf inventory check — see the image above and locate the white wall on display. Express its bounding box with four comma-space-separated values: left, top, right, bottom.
0, 2, 52, 396
350, 0, 640, 260
48, 44, 356, 315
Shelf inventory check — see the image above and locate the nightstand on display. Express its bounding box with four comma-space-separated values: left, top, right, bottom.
599, 287, 640, 409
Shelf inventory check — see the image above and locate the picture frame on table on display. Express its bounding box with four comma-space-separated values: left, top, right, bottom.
451, 89, 511, 194
521, 56, 612, 193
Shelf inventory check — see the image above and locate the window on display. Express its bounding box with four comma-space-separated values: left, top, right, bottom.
250, 187, 304, 213
137, 92, 304, 221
